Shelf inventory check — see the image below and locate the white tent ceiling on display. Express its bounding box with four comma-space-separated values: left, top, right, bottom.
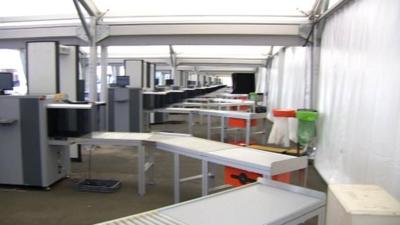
0, 0, 317, 19
0, 0, 316, 70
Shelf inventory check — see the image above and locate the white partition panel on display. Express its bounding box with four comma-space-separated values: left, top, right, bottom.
315, 0, 400, 198
26, 41, 59, 95
59, 45, 79, 101
124, 60, 143, 88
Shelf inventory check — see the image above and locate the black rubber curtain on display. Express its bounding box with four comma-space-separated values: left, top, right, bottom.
231, 73, 255, 94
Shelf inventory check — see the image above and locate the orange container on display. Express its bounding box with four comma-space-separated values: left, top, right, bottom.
272, 109, 296, 118
228, 118, 256, 128
224, 167, 291, 187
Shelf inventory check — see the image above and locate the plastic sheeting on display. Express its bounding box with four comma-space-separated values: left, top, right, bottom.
266, 55, 281, 121
315, 0, 400, 199
267, 47, 311, 142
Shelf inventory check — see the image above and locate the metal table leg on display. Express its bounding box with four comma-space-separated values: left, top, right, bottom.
317, 207, 326, 225
146, 148, 155, 185
207, 115, 211, 139
188, 113, 193, 135
208, 162, 217, 189
220, 116, 225, 142
263, 118, 268, 145
245, 119, 251, 145
202, 160, 209, 196
174, 153, 180, 203
137, 145, 146, 196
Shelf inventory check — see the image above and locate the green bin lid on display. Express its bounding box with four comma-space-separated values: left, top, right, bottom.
296, 109, 318, 121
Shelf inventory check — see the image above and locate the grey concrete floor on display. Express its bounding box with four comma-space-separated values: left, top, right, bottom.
0, 115, 327, 225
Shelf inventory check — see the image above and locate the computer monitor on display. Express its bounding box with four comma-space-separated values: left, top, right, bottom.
165, 79, 174, 86
187, 80, 196, 86
0, 72, 13, 94
116, 76, 130, 87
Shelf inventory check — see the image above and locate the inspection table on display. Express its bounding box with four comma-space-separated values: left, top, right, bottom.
154, 107, 267, 145
217, 93, 249, 99
75, 132, 307, 203
95, 179, 326, 225
196, 109, 267, 145
172, 101, 255, 111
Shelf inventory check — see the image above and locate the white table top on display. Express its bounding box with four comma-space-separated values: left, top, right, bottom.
75, 132, 153, 145
46, 103, 94, 109
208, 147, 307, 175
75, 132, 307, 176
156, 136, 234, 154
143, 91, 168, 95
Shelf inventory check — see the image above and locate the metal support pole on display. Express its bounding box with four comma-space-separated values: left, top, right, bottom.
100, 45, 108, 102
173, 153, 180, 203
88, 17, 97, 102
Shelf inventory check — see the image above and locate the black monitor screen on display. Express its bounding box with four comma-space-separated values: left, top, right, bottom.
165, 79, 174, 86
116, 76, 130, 87
187, 80, 196, 86
231, 73, 255, 94
0, 72, 13, 91
47, 109, 92, 138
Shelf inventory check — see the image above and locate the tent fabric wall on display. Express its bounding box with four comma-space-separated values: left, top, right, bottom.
266, 52, 281, 121
267, 47, 311, 141
280, 47, 311, 110
255, 67, 267, 94
315, 0, 400, 198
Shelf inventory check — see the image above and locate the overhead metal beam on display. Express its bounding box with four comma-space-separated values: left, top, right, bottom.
100, 35, 305, 46
94, 57, 267, 66
0, 26, 79, 39
77, 0, 101, 17
177, 58, 267, 66
174, 65, 256, 73
108, 24, 300, 36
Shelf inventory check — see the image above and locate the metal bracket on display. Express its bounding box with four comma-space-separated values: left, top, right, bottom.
76, 24, 110, 43
96, 25, 110, 42
299, 23, 314, 40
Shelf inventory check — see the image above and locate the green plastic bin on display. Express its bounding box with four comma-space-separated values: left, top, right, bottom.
249, 92, 257, 101
296, 109, 318, 145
